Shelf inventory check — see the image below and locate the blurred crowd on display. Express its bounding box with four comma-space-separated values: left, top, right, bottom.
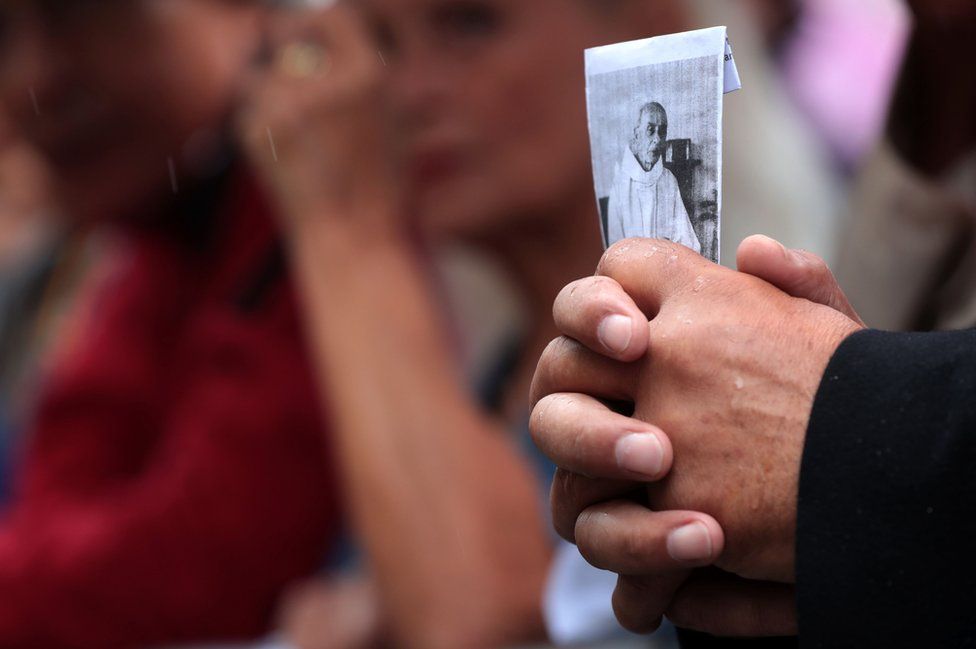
0, 0, 970, 648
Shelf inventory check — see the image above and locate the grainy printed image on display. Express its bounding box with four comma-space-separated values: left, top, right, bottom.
586, 29, 728, 263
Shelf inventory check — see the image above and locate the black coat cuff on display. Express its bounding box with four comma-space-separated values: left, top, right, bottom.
797, 329, 976, 647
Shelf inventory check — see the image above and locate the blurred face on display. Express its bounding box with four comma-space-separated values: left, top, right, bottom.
630, 105, 667, 171
359, 0, 685, 241
0, 0, 263, 223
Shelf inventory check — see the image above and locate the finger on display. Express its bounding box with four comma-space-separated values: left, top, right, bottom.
238, 44, 330, 155
575, 501, 724, 574
269, 3, 376, 70
550, 469, 642, 542
531, 393, 672, 481
596, 238, 713, 318
736, 235, 865, 326
313, 4, 379, 66
237, 68, 308, 152
553, 276, 650, 362
529, 336, 640, 408
666, 570, 798, 637
612, 573, 691, 635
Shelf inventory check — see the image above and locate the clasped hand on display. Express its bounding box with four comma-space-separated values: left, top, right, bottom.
529, 236, 864, 636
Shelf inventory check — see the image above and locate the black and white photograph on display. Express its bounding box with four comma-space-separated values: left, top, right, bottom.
585, 27, 729, 263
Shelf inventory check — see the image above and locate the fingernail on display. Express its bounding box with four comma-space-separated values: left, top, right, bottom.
598, 315, 633, 354
615, 433, 664, 479
667, 522, 714, 563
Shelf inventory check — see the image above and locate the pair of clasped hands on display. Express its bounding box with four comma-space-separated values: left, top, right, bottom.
529, 235, 866, 636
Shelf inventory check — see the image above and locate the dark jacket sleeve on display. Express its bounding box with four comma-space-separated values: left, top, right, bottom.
677, 628, 797, 648
798, 329, 976, 648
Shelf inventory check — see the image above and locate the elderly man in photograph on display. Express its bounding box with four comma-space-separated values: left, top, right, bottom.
608, 101, 702, 253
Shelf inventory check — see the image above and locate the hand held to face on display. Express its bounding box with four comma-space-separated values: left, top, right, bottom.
238, 4, 401, 241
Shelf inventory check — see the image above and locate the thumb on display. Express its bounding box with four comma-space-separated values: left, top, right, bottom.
736, 235, 865, 326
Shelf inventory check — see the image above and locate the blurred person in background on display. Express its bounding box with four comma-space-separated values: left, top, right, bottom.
0, 117, 97, 509
0, 115, 54, 275
0, 2, 343, 647
776, 0, 909, 173
0, 117, 58, 504
836, 0, 976, 332
241, 1, 838, 648
744, 0, 802, 53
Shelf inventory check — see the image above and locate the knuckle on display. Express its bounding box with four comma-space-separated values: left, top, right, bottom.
528, 394, 569, 447
557, 276, 633, 336
597, 238, 647, 276
530, 338, 565, 395
619, 524, 651, 567
809, 255, 830, 276
556, 470, 585, 509
585, 274, 621, 299
663, 601, 693, 630
550, 470, 581, 541
539, 336, 569, 363
553, 279, 588, 316
542, 336, 583, 374
613, 579, 664, 634
589, 277, 630, 314
574, 510, 609, 565
799, 249, 828, 271
527, 394, 553, 431
795, 250, 832, 283
554, 279, 582, 304
559, 277, 619, 320
665, 593, 707, 632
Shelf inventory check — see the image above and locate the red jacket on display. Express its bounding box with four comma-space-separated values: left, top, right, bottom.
0, 172, 339, 648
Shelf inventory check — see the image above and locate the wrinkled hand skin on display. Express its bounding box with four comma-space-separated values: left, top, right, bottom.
537, 238, 864, 584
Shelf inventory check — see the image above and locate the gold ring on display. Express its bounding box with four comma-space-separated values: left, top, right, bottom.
277, 41, 331, 78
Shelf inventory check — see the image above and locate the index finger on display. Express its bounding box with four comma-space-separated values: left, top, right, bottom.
596, 238, 712, 318
553, 276, 649, 363
530, 392, 672, 482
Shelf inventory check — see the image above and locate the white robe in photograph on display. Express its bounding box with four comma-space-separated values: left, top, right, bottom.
607, 151, 702, 254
